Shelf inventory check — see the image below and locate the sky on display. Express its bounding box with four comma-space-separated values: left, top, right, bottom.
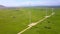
0, 0, 60, 7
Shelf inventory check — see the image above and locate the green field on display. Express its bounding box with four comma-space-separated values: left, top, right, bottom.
0, 8, 60, 34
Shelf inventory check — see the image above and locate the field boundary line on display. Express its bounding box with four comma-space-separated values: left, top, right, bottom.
17, 12, 55, 34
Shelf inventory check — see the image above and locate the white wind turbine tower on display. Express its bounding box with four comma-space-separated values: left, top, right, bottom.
29, 1, 32, 23
51, 8, 55, 15
45, 8, 49, 18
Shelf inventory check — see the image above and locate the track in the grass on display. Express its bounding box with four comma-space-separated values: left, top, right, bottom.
17, 12, 55, 34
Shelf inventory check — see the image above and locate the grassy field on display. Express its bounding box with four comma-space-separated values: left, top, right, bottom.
0, 8, 60, 34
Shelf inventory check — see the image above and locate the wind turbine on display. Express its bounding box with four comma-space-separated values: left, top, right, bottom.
45, 8, 50, 18
29, 1, 32, 23
51, 8, 55, 15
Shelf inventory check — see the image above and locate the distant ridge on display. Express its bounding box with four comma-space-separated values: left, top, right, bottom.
0, 5, 6, 8
38, 6, 60, 8
0, 5, 60, 9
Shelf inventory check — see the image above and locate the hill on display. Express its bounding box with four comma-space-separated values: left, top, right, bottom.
0, 5, 6, 8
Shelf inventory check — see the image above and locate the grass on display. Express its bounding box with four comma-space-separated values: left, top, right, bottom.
0, 8, 60, 34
